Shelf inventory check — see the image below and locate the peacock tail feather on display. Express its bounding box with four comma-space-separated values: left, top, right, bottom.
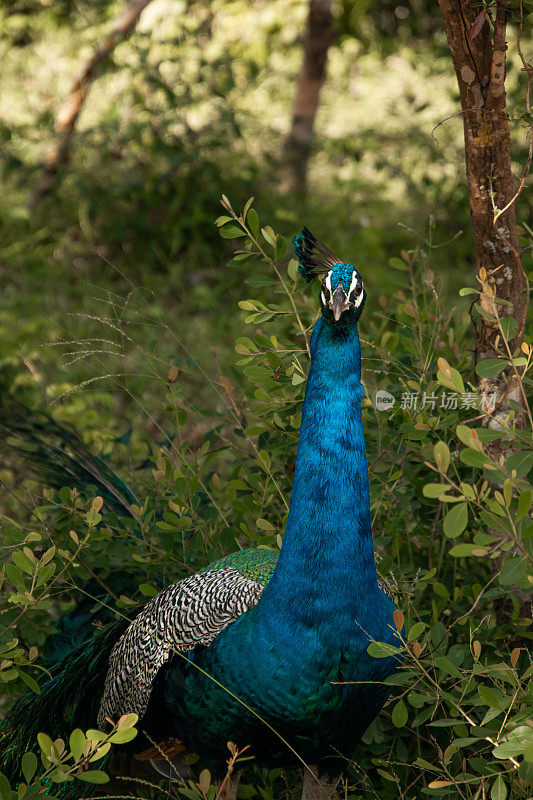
0, 619, 129, 789
0, 548, 279, 791
0, 401, 139, 519
0, 401, 149, 666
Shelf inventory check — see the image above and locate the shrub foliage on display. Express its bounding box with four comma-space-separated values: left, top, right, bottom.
0, 200, 531, 798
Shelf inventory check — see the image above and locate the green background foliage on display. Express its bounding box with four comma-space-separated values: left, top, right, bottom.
0, 1, 532, 798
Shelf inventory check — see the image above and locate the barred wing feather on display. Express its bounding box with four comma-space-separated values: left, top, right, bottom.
98, 567, 263, 725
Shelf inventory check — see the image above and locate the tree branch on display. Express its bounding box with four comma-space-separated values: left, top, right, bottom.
279, 0, 334, 195
29, 0, 155, 209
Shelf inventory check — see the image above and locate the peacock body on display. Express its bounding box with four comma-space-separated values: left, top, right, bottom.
0, 228, 400, 797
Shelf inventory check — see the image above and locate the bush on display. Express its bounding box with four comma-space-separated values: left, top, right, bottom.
0, 200, 531, 798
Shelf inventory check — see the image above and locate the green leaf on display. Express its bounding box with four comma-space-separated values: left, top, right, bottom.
76, 771, 109, 784
90, 743, 111, 762
108, 728, 137, 745
517, 489, 532, 520
449, 543, 486, 557
506, 450, 533, 478
391, 699, 408, 727
275, 234, 286, 259
490, 775, 507, 800
244, 276, 277, 287
139, 583, 158, 597
478, 685, 504, 710
21, 753, 37, 784
155, 521, 181, 531
492, 726, 533, 758
476, 358, 506, 378
214, 215, 232, 227
116, 713, 138, 730
243, 197, 254, 219
173, 517, 194, 531
287, 259, 299, 280
12, 551, 35, 575
35, 562, 55, 588
85, 511, 102, 528
257, 450, 271, 471
437, 364, 464, 393
18, 670, 41, 694
377, 769, 396, 782
519, 759, 533, 781
475, 428, 504, 442
422, 483, 449, 498
49, 769, 72, 783
443, 503, 468, 539
499, 555, 526, 586
456, 425, 479, 448
388, 257, 408, 271
407, 622, 426, 641
499, 317, 517, 340
256, 518, 275, 531
37, 733, 53, 756
367, 642, 403, 659
231, 252, 257, 263
85, 730, 107, 744
247, 209, 259, 239
69, 730, 86, 762
414, 757, 438, 771
433, 441, 450, 474
459, 287, 478, 296
434, 656, 462, 679
219, 225, 246, 239
0, 772, 10, 800
261, 226, 276, 246
460, 448, 491, 469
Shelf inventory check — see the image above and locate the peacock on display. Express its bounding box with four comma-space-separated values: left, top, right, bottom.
0, 228, 400, 800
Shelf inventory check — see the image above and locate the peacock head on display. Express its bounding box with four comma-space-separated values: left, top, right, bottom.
293, 227, 366, 324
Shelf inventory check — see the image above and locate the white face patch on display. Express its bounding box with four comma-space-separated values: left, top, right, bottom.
325, 273, 332, 294
320, 290, 326, 305
348, 271, 364, 307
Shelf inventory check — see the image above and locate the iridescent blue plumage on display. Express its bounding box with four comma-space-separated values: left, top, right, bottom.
0, 229, 399, 798
157, 307, 398, 772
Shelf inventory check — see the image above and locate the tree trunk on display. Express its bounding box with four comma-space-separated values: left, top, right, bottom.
30, 0, 154, 209
438, 0, 530, 616
279, 0, 334, 195
437, 0, 527, 421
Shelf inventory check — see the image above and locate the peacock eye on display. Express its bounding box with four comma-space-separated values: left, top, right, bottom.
321, 284, 331, 305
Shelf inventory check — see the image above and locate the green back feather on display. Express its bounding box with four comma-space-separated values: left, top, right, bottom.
203, 548, 279, 586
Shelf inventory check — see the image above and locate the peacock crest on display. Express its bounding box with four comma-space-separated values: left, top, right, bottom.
293, 226, 340, 283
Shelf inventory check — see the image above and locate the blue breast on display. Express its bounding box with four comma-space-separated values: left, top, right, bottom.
158, 588, 397, 768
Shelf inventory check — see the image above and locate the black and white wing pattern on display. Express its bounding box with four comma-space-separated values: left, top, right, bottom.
97, 568, 263, 726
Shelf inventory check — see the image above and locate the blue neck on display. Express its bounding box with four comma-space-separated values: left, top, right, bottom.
260, 316, 378, 625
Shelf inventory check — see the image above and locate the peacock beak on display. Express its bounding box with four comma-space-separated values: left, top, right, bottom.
330, 284, 350, 322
